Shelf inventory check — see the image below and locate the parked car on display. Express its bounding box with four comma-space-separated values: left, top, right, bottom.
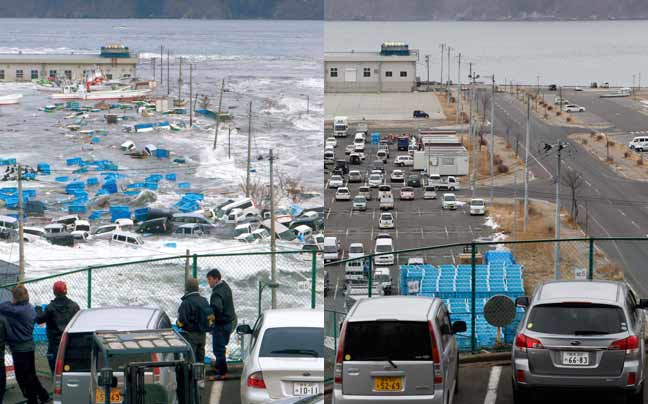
628, 136, 648, 152
406, 174, 422, 188
335, 187, 351, 201
373, 238, 394, 266
348, 243, 365, 260
335, 159, 349, 175
379, 194, 394, 210
53, 306, 173, 404
110, 231, 144, 247
424, 186, 438, 200
326, 137, 337, 148
352, 195, 367, 211
334, 297, 466, 404
237, 309, 324, 404
135, 217, 173, 235
429, 174, 461, 191
512, 281, 648, 404
368, 173, 383, 188
442, 193, 457, 210
400, 186, 415, 200
345, 144, 355, 155
376, 150, 388, 163
45, 233, 75, 247
378, 212, 394, 229
52, 214, 79, 231
413, 110, 430, 118
90, 224, 120, 240
390, 169, 405, 183
563, 104, 586, 112
44, 223, 67, 234
377, 185, 392, 200
348, 170, 363, 183
358, 186, 372, 201
395, 155, 414, 167
323, 236, 341, 263
469, 198, 486, 215
328, 175, 344, 189
349, 153, 362, 165
371, 160, 385, 174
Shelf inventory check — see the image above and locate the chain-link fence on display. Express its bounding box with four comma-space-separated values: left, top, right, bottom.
324, 237, 648, 361
1, 249, 321, 378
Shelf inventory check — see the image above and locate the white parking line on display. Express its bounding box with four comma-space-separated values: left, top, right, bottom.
618, 209, 626, 217
210, 381, 224, 403
483, 366, 502, 404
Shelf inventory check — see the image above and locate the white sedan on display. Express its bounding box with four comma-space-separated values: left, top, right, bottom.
390, 169, 405, 183
335, 187, 351, 201
469, 198, 486, 215
378, 212, 395, 229
238, 309, 324, 404
368, 173, 383, 188
328, 175, 344, 188
325, 137, 337, 148
563, 104, 585, 112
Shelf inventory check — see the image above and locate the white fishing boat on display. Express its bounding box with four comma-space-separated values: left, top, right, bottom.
51, 87, 151, 101
0, 94, 22, 105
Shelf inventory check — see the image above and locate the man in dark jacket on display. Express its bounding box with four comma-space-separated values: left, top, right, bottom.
206, 269, 237, 379
177, 278, 213, 364
0, 285, 50, 404
35, 280, 80, 373
0, 313, 8, 404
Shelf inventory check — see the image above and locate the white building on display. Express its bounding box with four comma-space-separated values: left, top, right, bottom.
325, 42, 418, 93
413, 131, 469, 176
0, 44, 138, 82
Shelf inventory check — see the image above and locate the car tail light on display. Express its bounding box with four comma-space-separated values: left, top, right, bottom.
428, 321, 442, 384
515, 334, 544, 352
516, 370, 526, 383
609, 335, 639, 353
628, 372, 637, 386
247, 371, 266, 389
151, 353, 161, 381
334, 320, 348, 385
54, 332, 68, 396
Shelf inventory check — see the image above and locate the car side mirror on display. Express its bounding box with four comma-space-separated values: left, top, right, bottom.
515, 296, 530, 308
451, 321, 467, 334
638, 299, 648, 309
236, 324, 252, 335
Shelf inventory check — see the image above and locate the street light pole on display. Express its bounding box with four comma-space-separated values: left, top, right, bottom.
425, 54, 430, 90
490, 74, 495, 204
456, 52, 462, 123
523, 95, 531, 232
554, 143, 563, 279
440, 43, 445, 84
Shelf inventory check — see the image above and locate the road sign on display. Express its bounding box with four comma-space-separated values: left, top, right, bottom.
483, 295, 516, 327
574, 267, 587, 280
407, 280, 420, 295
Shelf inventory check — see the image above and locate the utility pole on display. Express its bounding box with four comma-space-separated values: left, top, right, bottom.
440, 43, 445, 84
447, 46, 452, 103
456, 52, 461, 124
178, 56, 183, 101
490, 74, 495, 204
269, 148, 277, 308
17, 165, 24, 281
536, 75, 540, 111
228, 127, 232, 159
633, 74, 636, 100
212, 78, 225, 149
166, 49, 170, 96
152, 58, 156, 82
551, 141, 568, 279
523, 95, 531, 233
189, 64, 193, 127
513, 173, 518, 241
160, 45, 163, 86
245, 101, 252, 197
425, 54, 430, 90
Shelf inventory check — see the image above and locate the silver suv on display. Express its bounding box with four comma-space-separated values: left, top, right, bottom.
512, 280, 648, 404
53, 306, 172, 403
334, 296, 466, 404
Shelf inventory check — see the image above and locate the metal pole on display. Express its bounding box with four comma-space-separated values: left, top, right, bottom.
212, 78, 225, 149
440, 43, 445, 84
367, 258, 373, 298
245, 101, 252, 197
189, 64, 193, 127
425, 54, 430, 90
178, 57, 183, 101
588, 237, 594, 280
228, 127, 231, 159
270, 149, 277, 309
536, 75, 540, 111
311, 251, 317, 309
160, 45, 163, 85
152, 58, 156, 82
17, 165, 24, 281
490, 74, 495, 204
523, 95, 530, 233
555, 145, 562, 279
166, 50, 170, 96
447, 46, 451, 88
470, 242, 476, 353
513, 174, 518, 241
456, 53, 461, 124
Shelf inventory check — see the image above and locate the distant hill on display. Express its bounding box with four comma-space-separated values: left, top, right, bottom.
0, 0, 323, 19
325, 0, 648, 20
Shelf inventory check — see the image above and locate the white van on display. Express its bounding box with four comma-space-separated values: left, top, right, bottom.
323, 236, 341, 262
374, 238, 394, 266
345, 259, 365, 282
334, 116, 348, 137
0, 215, 18, 231
110, 231, 144, 247
219, 197, 256, 218
629, 136, 648, 152
294, 224, 313, 241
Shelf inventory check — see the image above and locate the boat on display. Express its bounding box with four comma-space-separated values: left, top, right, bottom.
51, 87, 152, 101
170, 122, 185, 132
0, 94, 23, 105
134, 123, 154, 133
194, 109, 232, 121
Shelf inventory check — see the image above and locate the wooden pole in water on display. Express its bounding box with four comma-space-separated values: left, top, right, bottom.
212, 78, 225, 150
245, 101, 252, 197
189, 64, 193, 128
17, 165, 24, 281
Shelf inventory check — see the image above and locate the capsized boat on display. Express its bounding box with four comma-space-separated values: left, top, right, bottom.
0, 94, 23, 105
51, 87, 152, 101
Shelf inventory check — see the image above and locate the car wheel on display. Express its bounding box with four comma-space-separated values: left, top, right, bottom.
512, 380, 530, 404
638, 148, 644, 153
626, 383, 644, 404
449, 187, 455, 191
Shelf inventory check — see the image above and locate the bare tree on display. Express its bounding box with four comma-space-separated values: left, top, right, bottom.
561, 170, 583, 220
474, 90, 491, 151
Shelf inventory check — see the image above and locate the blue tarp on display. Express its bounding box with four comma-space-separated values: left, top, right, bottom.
371, 132, 381, 145
155, 149, 170, 158
66, 157, 82, 166
109, 206, 131, 222
37, 163, 50, 175
165, 173, 177, 181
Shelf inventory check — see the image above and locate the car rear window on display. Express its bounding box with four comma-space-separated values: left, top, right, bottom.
527, 303, 627, 335
64, 332, 93, 372
259, 327, 323, 358
344, 321, 432, 361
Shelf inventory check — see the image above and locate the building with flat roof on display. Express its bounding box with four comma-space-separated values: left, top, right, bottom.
325, 42, 418, 93
0, 44, 139, 82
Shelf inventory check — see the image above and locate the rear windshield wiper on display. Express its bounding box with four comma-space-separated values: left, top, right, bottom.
573, 330, 610, 335
364, 356, 399, 368
270, 349, 320, 357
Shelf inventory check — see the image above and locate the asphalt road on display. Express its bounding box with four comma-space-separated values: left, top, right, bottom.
488, 89, 648, 296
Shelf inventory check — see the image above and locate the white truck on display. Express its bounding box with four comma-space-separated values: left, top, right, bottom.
333, 116, 348, 138
413, 150, 427, 171
429, 174, 461, 191
355, 123, 369, 135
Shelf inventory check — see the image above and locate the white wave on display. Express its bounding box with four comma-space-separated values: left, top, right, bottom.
293, 114, 322, 132
0, 47, 93, 55
138, 53, 285, 63
296, 77, 324, 90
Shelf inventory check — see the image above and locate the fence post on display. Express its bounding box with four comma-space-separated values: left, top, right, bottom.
333, 311, 337, 353
311, 251, 317, 309
588, 238, 594, 280
192, 254, 198, 279
470, 242, 476, 353
258, 280, 263, 317
367, 258, 373, 298
87, 267, 92, 309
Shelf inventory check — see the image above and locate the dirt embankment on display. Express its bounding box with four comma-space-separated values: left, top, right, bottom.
570, 132, 648, 181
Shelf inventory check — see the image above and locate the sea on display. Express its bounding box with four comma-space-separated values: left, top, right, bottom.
325, 20, 648, 86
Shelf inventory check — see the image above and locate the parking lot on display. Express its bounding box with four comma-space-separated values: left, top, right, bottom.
324, 126, 495, 312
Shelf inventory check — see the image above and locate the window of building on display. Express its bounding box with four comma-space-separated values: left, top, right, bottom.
31, 70, 38, 79
363, 67, 371, 78
0, 70, 4, 80
49, 70, 57, 78
441, 158, 455, 166
106, 74, 113, 80
330, 67, 338, 78
385, 71, 393, 77
15, 70, 24, 80
64, 70, 72, 80
400, 71, 408, 77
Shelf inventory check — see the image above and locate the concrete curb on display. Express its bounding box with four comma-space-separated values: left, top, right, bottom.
459, 351, 511, 364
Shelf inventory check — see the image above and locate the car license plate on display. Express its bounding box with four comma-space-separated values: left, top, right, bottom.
374, 376, 403, 392
95, 388, 122, 403
562, 351, 589, 366
293, 382, 320, 396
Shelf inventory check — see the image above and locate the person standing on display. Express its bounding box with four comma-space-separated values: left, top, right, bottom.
177, 278, 214, 364
0, 285, 50, 404
206, 269, 237, 379
35, 281, 80, 373
0, 313, 8, 404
